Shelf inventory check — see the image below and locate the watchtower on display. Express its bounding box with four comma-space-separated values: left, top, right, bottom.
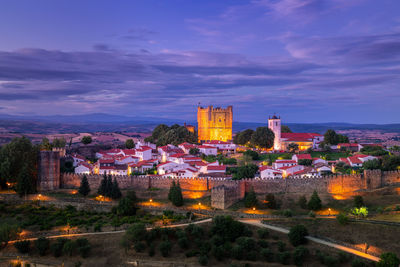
197, 105, 233, 142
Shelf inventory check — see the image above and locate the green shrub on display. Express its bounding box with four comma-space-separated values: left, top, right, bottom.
278, 241, 286, 252
35, 237, 49, 256
336, 213, 349, 225
288, 225, 308, 246
283, 209, 293, 217
351, 258, 367, 267
257, 228, 269, 239
353, 196, 364, 208
277, 251, 291, 265
337, 251, 351, 263
231, 245, 244, 260
14, 240, 31, 254
258, 239, 269, 248
94, 223, 102, 232
76, 238, 91, 258
377, 252, 400, 267
185, 250, 199, 258
134, 241, 145, 252
50, 239, 66, 257
307, 191, 322, 211
308, 211, 316, 218
62, 240, 77, 256
244, 188, 258, 208
148, 243, 155, 257
212, 245, 225, 261
261, 248, 274, 262
198, 254, 208, 266
126, 223, 147, 242
178, 237, 189, 249
293, 246, 309, 266
159, 240, 172, 257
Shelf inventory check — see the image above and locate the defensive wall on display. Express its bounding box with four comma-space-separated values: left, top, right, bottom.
60, 169, 400, 194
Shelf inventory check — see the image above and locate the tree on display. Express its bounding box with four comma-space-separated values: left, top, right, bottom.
323, 129, 349, 145
232, 164, 258, 179
111, 178, 122, 199
250, 127, 274, 149
288, 224, 308, 246
336, 213, 349, 225
265, 194, 277, 209
293, 246, 309, 266
353, 195, 364, 208
116, 191, 138, 216
168, 181, 184, 207
40, 137, 52, 150
125, 139, 135, 149
52, 137, 66, 148
62, 240, 77, 256
298, 195, 307, 209
307, 191, 322, 211
244, 188, 258, 208
288, 143, 299, 153
78, 175, 91, 197
14, 240, 31, 254
35, 237, 50, 256
281, 125, 292, 133
189, 148, 200, 155
159, 240, 172, 257
363, 159, 381, 170
97, 174, 107, 196
377, 252, 400, 267
81, 136, 92, 145
0, 224, 19, 248
234, 129, 254, 145
243, 150, 259, 160
361, 146, 389, 156
15, 164, 35, 198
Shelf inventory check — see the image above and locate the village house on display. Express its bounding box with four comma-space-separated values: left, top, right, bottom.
198, 145, 218, 156
75, 162, 93, 174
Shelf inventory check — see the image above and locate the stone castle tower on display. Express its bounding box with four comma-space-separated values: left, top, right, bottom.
197, 105, 233, 142
38, 151, 60, 191
268, 115, 281, 150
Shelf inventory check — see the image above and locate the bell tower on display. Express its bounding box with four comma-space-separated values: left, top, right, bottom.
268, 114, 281, 150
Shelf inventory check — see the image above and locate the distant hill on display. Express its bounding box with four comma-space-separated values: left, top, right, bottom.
0, 113, 399, 134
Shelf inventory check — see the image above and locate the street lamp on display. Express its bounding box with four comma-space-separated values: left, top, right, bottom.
198, 202, 201, 210
253, 207, 256, 211
328, 208, 331, 216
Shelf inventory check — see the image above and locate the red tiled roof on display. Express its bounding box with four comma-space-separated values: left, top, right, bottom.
207, 165, 226, 171
157, 161, 174, 167
169, 153, 186, 158
338, 143, 359, 147
278, 165, 299, 170
100, 166, 115, 170
294, 154, 312, 160
259, 166, 274, 172
199, 145, 217, 149
99, 159, 114, 164
122, 149, 136, 155
72, 154, 85, 160
136, 146, 152, 152
275, 160, 296, 164
190, 161, 208, 166
78, 162, 93, 169
348, 156, 362, 164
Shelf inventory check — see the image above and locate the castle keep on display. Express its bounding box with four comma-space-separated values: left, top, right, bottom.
197, 105, 233, 142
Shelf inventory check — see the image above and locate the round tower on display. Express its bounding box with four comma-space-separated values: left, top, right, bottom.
268, 115, 281, 150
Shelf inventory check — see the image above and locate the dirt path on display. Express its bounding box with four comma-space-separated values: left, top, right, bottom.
239, 219, 380, 262
8, 218, 212, 244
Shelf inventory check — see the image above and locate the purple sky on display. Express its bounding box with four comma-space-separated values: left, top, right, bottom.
1, 0, 400, 123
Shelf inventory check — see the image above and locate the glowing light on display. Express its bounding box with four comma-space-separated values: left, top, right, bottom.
253, 207, 256, 211
149, 198, 153, 202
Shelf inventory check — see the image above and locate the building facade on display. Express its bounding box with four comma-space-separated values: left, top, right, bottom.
268, 115, 282, 150
197, 105, 233, 142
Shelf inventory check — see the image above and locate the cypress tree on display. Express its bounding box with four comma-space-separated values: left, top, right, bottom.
78, 175, 91, 197
105, 175, 113, 197
307, 190, 322, 211
168, 180, 176, 202
172, 181, 183, 207
111, 178, 122, 199
244, 188, 258, 208
97, 174, 107, 196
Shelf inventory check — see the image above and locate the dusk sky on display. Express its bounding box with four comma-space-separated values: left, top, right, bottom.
1, 0, 400, 123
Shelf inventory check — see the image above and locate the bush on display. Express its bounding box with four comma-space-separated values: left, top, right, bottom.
134, 241, 146, 252
298, 195, 307, 209
258, 239, 269, 248
50, 240, 65, 257
76, 238, 91, 258
307, 191, 322, 211
265, 194, 277, 209
352, 258, 367, 267
336, 213, 349, 225
178, 237, 189, 249
288, 225, 308, 246
283, 209, 293, 217
35, 237, 50, 256
293, 246, 309, 266
257, 228, 269, 239
353, 196, 364, 208
277, 241, 286, 252
126, 223, 147, 242
244, 188, 258, 208
94, 223, 102, 232
148, 243, 155, 257
261, 248, 274, 262
351, 207, 368, 218
159, 240, 172, 257
62, 240, 77, 256
14, 240, 31, 254
308, 211, 316, 218
377, 252, 400, 267
277, 251, 291, 265
212, 245, 225, 261
198, 254, 209, 266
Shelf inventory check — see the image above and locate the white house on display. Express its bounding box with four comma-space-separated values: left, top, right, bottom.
292, 154, 312, 163
206, 165, 226, 174
157, 161, 190, 175
279, 164, 304, 177
203, 140, 236, 153
259, 166, 283, 179
178, 142, 198, 154
273, 160, 297, 169
163, 166, 199, 178
198, 145, 218, 156
115, 155, 140, 165
135, 146, 152, 161
75, 162, 93, 174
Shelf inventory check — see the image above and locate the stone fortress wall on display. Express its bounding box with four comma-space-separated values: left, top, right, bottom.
59, 170, 400, 208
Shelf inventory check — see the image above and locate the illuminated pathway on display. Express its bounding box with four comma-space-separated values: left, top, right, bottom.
8, 218, 212, 244
239, 219, 380, 262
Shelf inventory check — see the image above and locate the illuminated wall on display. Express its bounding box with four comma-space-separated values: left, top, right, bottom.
197, 105, 232, 142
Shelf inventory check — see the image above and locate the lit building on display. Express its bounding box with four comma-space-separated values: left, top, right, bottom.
197, 105, 232, 142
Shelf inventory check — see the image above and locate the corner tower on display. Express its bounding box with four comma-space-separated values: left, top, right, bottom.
268, 115, 281, 150
197, 105, 233, 142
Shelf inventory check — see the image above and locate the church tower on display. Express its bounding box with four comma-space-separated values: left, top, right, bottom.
268, 115, 281, 150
